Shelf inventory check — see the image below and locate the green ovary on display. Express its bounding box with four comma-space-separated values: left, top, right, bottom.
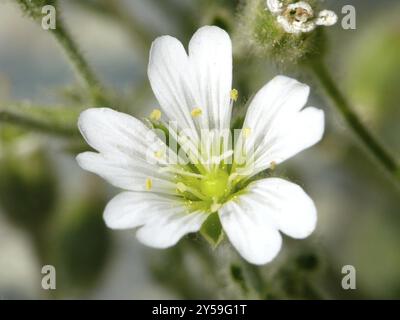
200, 171, 229, 198
176, 167, 237, 213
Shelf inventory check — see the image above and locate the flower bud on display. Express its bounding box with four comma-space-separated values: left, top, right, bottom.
238, 0, 336, 65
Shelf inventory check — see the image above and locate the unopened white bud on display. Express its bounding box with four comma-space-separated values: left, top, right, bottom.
316, 10, 338, 26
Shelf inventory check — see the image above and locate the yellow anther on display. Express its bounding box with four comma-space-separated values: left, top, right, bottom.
211, 202, 222, 213
176, 182, 187, 193
154, 150, 164, 159
243, 127, 251, 138
149, 109, 162, 121
145, 178, 153, 191
270, 161, 277, 171
230, 89, 239, 102
191, 108, 203, 118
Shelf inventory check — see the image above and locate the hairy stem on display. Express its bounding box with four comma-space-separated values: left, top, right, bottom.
16, 0, 109, 105
309, 59, 399, 185
51, 23, 109, 105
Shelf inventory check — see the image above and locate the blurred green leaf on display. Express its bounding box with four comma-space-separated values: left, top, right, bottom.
0, 147, 58, 232
200, 211, 224, 248
51, 194, 111, 294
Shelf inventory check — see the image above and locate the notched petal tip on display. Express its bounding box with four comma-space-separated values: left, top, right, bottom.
148, 35, 186, 70
75, 151, 91, 170
271, 75, 311, 98
302, 106, 325, 143
193, 25, 231, 39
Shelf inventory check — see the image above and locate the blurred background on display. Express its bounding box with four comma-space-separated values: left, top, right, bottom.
0, 0, 399, 299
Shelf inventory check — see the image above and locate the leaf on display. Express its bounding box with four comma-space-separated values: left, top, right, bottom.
200, 211, 224, 248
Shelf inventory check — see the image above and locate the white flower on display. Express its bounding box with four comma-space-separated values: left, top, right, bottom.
77, 26, 324, 265
266, 0, 337, 34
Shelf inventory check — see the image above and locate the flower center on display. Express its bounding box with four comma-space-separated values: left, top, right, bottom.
284, 2, 314, 24
200, 170, 229, 199
287, 7, 312, 23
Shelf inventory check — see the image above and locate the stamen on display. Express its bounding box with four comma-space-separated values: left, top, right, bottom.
159, 166, 203, 179
176, 182, 187, 193
220, 149, 234, 161
177, 133, 205, 168
150, 109, 162, 121
176, 182, 207, 200
210, 150, 234, 165
243, 127, 251, 138
145, 178, 153, 191
230, 89, 239, 102
191, 108, 203, 118
270, 161, 277, 170
228, 172, 239, 184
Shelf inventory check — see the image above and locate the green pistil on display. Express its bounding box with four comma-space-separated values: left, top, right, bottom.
200, 171, 229, 198
176, 168, 234, 212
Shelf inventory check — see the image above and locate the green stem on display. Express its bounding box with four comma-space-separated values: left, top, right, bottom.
16, 0, 109, 105
0, 110, 78, 137
309, 59, 400, 184
50, 21, 109, 105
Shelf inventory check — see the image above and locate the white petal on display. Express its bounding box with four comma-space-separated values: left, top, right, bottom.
239, 178, 317, 239
104, 192, 162, 229
136, 209, 207, 249
148, 35, 200, 136
77, 108, 177, 194
78, 108, 161, 157
188, 26, 233, 130
266, 0, 284, 14
104, 192, 208, 248
219, 199, 282, 265
76, 152, 176, 194
219, 177, 317, 264
241, 76, 310, 140
255, 106, 324, 174
237, 76, 324, 176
